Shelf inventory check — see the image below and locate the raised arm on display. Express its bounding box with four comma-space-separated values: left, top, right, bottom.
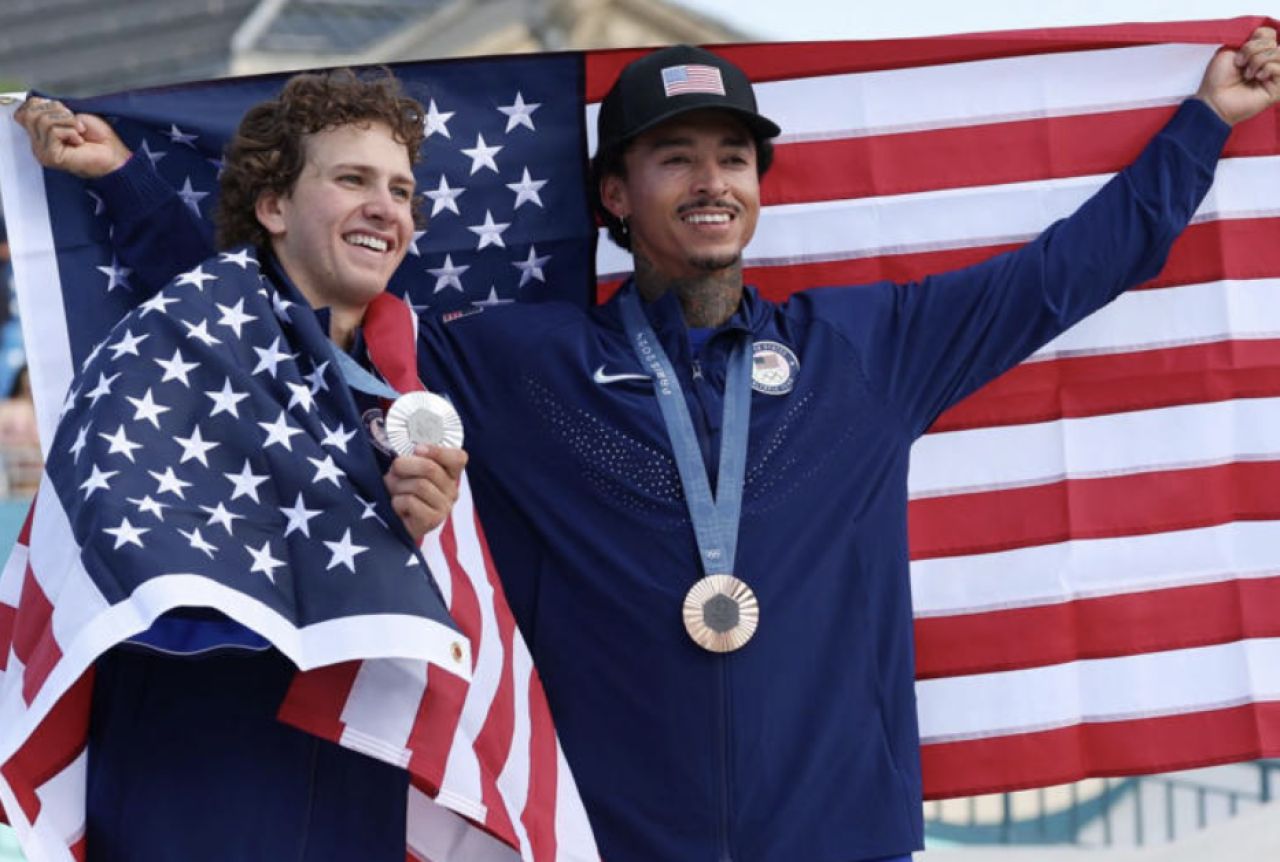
12, 97, 214, 293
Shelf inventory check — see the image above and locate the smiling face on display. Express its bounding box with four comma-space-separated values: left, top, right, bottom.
601, 110, 760, 280
255, 121, 415, 323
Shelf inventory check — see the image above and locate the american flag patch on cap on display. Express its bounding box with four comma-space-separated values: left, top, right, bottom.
661, 64, 726, 97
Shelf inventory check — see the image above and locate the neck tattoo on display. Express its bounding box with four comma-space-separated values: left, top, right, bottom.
632, 252, 743, 328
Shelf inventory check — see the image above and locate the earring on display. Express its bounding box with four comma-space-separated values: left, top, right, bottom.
619, 215, 628, 236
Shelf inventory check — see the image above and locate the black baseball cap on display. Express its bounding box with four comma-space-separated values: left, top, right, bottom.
596, 44, 781, 157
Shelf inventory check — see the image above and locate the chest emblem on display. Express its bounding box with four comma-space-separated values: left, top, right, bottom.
751, 341, 799, 395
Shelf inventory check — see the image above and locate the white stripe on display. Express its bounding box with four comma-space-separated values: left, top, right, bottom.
586, 43, 1215, 151
596, 156, 1280, 278
495, 645, 534, 860
910, 520, 1280, 617
0, 97, 75, 454
30, 478, 109, 653
31, 748, 86, 854
423, 520, 454, 608
916, 637, 1280, 743
406, 783, 520, 862
910, 396, 1280, 498
552, 739, 600, 861
338, 656, 429, 765
1029, 277, 1280, 361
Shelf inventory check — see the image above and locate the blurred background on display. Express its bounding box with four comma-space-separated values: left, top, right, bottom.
0, 0, 1277, 858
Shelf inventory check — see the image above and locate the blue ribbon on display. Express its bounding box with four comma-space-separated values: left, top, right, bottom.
329, 344, 401, 401
618, 286, 752, 578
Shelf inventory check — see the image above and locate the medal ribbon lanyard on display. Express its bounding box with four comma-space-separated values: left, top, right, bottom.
618, 287, 753, 578
329, 345, 401, 400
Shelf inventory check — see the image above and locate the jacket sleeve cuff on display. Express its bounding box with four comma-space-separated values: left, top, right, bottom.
1166, 98, 1233, 168
87, 150, 176, 222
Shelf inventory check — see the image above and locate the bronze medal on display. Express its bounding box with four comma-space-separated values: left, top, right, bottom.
682, 574, 759, 653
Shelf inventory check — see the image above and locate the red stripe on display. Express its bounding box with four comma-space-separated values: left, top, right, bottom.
521, 670, 559, 862
910, 460, 1280, 561
405, 518, 474, 789
13, 566, 61, 706
0, 670, 93, 823
0, 602, 15, 673
915, 576, 1280, 679
765, 108, 1279, 206
278, 661, 363, 743
932, 338, 1280, 433
584, 18, 1273, 100
921, 699, 1280, 799
599, 217, 1280, 303
468, 508, 518, 844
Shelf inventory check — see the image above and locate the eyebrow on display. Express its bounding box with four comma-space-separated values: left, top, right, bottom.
331, 162, 416, 190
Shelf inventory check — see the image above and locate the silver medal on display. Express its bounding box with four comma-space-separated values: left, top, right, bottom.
384, 391, 464, 454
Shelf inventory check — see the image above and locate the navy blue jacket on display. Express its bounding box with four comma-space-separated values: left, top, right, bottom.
93, 99, 1229, 861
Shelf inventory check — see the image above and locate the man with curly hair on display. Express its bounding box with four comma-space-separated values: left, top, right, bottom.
16, 71, 467, 861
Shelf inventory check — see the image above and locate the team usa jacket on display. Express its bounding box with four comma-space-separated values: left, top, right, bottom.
92, 98, 1228, 861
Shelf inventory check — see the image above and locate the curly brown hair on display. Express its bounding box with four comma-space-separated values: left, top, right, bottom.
215, 68, 426, 250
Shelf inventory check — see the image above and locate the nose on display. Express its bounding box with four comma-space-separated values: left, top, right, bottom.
691, 156, 729, 198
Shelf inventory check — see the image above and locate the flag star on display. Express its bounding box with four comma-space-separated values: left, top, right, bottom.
308, 454, 344, 487
320, 421, 357, 453
305, 361, 330, 395
208, 156, 224, 175
513, 245, 551, 287
177, 177, 209, 216
247, 540, 285, 582
99, 424, 142, 462
104, 516, 149, 550
259, 410, 305, 451
128, 495, 169, 521
174, 426, 220, 466
69, 424, 90, 461
280, 492, 322, 538
405, 229, 427, 257
139, 138, 166, 165
108, 328, 149, 359
200, 501, 242, 535
176, 264, 217, 290
407, 553, 420, 567
422, 99, 455, 139
182, 318, 222, 347
140, 291, 180, 317
461, 133, 502, 175
155, 348, 200, 386
83, 339, 108, 368
206, 377, 250, 418
506, 167, 547, 209
424, 175, 464, 217
473, 286, 513, 308
127, 387, 171, 429
87, 189, 105, 216
468, 210, 510, 250
149, 466, 192, 499
428, 254, 469, 293
165, 123, 199, 147
96, 256, 133, 292
355, 494, 386, 526
285, 381, 315, 413
253, 337, 296, 378
177, 526, 218, 558
216, 298, 257, 338
272, 291, 294, 321
85, 371, 121, 406
81, 464, 118, 498
225, 459, 269, 503
498, 92, 541, 132
219, 249, 258, 269
324, 529, 368, 573
60, 384, 82, 420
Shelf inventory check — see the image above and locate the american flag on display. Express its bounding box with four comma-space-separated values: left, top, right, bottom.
0, 56, 598, 862
0, 16, 1279, 861
661, 63, 727, 97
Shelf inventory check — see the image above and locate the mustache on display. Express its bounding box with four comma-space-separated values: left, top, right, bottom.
676, 198, 742, 216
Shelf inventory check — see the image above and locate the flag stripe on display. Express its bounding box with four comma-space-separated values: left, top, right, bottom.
920, 698, 1280, 799
910, 459, 1280, 560
915, 575, 1280, 679
910, 520, 1280, 617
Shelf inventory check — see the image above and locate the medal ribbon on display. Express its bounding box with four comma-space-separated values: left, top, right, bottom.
327, 292, 423, 400
618, 286, 752, 578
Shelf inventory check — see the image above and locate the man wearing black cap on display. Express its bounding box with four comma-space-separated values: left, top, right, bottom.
13, 31, 1280, 861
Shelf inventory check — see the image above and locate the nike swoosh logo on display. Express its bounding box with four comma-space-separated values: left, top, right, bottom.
593, 365, 651, 385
